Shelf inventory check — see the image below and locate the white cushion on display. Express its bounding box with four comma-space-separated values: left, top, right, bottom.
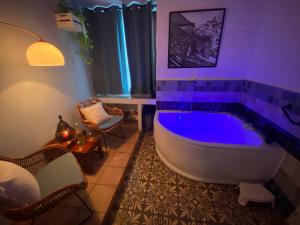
80, 102, 112, 125
0, 161, 41, 207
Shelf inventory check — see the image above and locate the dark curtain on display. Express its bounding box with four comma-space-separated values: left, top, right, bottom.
84, 7, 123, 94
151, 10, 156, 97
123, 3, 156, 97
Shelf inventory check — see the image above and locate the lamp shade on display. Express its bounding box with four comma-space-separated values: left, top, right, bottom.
26, 41, 65, 66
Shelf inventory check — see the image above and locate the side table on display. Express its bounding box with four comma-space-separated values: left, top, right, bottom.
44, 135, 103, 173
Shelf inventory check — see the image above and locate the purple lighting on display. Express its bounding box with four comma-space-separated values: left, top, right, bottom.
158, 112, 263, 146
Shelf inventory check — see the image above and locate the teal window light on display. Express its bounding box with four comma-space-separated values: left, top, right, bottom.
116, 10, 131, 94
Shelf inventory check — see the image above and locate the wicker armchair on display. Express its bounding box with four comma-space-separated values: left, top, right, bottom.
0, 145, 93, 225
76, 98, 125, 151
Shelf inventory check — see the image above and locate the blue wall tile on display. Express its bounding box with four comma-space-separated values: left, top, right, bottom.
157, 79, 300, 115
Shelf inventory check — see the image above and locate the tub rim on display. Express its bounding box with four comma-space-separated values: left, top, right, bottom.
154, 110, 283, 153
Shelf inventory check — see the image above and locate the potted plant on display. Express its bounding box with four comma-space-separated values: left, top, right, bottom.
55, 0, 93, 65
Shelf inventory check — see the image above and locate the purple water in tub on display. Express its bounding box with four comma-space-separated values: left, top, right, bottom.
158, 112, 263, 146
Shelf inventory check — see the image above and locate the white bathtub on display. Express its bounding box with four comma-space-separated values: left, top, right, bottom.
154, 111, 286, 184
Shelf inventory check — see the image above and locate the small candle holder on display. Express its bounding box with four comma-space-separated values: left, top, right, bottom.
55, 115, 75, 142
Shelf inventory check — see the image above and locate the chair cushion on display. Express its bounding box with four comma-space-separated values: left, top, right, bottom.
80, 102, 112, 125
0, 161, 41, 207
35, 153, 84, 198
99, 115, 123, 130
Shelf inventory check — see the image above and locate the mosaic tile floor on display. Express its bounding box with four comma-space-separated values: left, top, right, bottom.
103, 133, 287, 225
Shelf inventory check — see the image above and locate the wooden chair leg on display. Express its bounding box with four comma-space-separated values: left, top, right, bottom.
102, 133, 108, 152
76, 193, 93, 225
119, 125, 125, 139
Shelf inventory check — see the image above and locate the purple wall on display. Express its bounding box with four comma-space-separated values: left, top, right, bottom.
156, 0, 263, 80
247, 0, 300, 93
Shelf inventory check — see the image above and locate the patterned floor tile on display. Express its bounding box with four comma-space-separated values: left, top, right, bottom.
141, 214, 179, 225
113, 209, 142, 225
145, 182, 178, 217
118, 179, 148, 211
178, 185, 216, 223
130, 160, 152, 181
103, 133, 287, 225
149, 160, 178, 184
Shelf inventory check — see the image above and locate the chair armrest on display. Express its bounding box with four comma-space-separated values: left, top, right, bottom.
3, 182, 87, 221
41, 145, 69, 162
0, 146, 68, 175
0, 155, 15, 163
104, 105, 124, 116
111, 107, 124, 116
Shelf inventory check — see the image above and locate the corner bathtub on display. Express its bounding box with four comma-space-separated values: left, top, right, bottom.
154, 111, 285, 184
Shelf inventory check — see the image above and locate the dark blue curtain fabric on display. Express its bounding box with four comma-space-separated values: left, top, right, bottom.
123, 3, 156, 97
151, 10, 157, 97
84, 4, 156, 96
84, 7, 124, 94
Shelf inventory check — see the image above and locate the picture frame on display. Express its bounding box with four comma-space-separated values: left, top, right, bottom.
168, 8, 226, 68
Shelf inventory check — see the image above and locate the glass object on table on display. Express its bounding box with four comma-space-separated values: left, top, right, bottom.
74, 123, 86, 148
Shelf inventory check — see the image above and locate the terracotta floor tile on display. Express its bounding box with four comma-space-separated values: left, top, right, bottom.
118, 133, 139, 154
88, 184, 116, 213
97, 166, 125, 186
102, 151, 115, 166
105, 122, 138, 149
91, 151, 113, 166
117, 144, 134, 154
108, 153, 131, 167
84, 165, 106, 184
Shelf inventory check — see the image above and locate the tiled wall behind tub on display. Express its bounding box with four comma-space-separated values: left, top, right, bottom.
156, 79, 300, 215
240, 80, 300, 139
156, 79, 300, 139
156, 80, 243, 105
239, 80, 300, 216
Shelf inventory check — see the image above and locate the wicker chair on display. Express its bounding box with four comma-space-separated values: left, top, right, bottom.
76, 98, 125, 151
0, 145, 93, 225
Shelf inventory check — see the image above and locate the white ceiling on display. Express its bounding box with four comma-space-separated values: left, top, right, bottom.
78, 0, 156, 8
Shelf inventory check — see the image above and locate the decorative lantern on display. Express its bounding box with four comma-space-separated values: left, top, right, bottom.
55, 115, 75, 142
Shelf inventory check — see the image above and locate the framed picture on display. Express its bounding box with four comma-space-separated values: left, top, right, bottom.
168, 8, 226, 68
